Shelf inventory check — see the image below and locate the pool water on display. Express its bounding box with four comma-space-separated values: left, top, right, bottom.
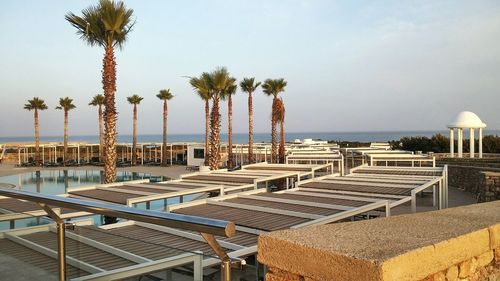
0, 170, 169, 230
0, 169, 167, 195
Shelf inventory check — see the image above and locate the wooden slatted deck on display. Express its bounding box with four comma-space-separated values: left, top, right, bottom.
108, 185, 171, 194
300, 181, 412, 196
174, 204, 309, 231
0, 239, 88, 279
21, 231, 135, 271
154, 182, 216, 189
244, 166, 315, 172
225, 197, 341, 216
69, 189, 135, 204
0, 198, 42, 213
182, 175, 256, 184
72, 225, 211, 259
254, 192, 368, 207
352, 169, 441, 177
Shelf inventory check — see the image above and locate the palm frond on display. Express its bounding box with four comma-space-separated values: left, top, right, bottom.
66, 0, 135, 49
240, 77, 261, 94
157, 89, 174, 100
24, 97, 48, 111
56, 97, 77, 111
262, 78, 287, 97
89, 94, 105, 106
127, 94, 143, 104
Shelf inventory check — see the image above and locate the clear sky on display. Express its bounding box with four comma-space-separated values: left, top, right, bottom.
0, 0, 499, 137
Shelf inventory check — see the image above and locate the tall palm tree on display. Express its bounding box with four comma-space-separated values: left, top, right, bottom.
223, 80, 237, 168
24, 98, 48, 166
189, 74, 213, 166
274, 98, 286, 163
240, 78, 261, 163
156, 89, 174, 166
209, 67, 233, 170
56, 97, 77, 165
127, 95, 143, 165
89, 94, 105, 161
262, 78, 287, 163
66, 0, 135, 183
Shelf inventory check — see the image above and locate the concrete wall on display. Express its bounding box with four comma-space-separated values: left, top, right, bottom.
258, 201, 500, 281
448, 165, 500, 202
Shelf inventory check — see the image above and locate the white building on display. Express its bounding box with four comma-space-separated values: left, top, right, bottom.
447, 111, 487, 158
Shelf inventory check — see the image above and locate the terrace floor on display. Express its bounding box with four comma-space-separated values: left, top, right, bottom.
391, 185, 477, 215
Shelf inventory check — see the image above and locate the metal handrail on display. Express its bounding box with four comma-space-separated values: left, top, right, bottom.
0, 187, 235, 237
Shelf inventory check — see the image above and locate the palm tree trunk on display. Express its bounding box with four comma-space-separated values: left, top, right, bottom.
271, 97, 278, 163
34, 109, 40, 166
209, 97, 221, 170
161, 100, 168, 166
248, 92, 254, 163
227, 94, 233, 169
279, 120, 285, 163
63, 110, 68, 166
103, 45, 117, 183
132, 104, 137, 165
204, 100, 210, 166
98, 105, 103, 161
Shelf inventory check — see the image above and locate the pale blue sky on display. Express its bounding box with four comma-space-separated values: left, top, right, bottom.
0, 0, 499, 137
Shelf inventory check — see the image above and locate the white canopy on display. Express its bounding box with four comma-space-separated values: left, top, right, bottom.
447, 111, 486, 129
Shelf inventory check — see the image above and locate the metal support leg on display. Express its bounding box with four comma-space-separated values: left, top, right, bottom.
411, 191, 417, 213
38, 203, 66, 281
432, 186, 437, 208
56, 222, 67, 281
221, 260, 231, 281
200, 232, 245, 281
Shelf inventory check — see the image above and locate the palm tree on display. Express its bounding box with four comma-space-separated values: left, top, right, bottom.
156, 89, 174, 166
209, 67, 233, 170
127, 95, 143, 165
240, 78, 261, 163
66, 0, 135, 183
24, 98, 48, 166
223, 80, 237, 168
274, 98, 286, 163
56, 97, 77, 165
189, 74, 213, 166
89, 94, 105, 161
262, 78, 287, 163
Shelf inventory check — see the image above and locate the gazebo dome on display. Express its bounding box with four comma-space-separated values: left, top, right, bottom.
447, 111, 486, 129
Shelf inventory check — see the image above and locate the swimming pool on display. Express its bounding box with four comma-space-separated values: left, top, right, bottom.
0, 169, 167, 195
0, 169, 170, 230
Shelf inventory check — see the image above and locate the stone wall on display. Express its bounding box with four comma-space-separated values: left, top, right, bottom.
447, 165, 500, 202
258, 201, 500, 281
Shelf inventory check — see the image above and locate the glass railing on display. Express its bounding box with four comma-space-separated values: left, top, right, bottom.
0, 187, 241, 281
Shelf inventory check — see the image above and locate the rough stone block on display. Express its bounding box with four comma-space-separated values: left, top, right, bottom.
430, 271, 446, 281
446, 265, 459, 281
266, 267, 303, 281
458, 258, 478, 278
477, 251, 494, 267
490, 224, 500, 249
495, 248, 500, 264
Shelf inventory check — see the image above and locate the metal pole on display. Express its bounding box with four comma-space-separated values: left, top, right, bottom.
221, 260, 231, 281
56, 222, 67, 281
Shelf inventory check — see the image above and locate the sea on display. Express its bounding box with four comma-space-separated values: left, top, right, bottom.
1, 130, 499, 144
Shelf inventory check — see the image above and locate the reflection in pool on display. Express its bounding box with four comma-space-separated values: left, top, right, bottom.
0, 170, 169, 230
0, 169, 167, 195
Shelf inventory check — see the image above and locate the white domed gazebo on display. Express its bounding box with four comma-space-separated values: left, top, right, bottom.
447, 111, 487, 158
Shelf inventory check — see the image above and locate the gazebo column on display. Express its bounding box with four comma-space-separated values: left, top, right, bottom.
457, 128, 463, 158
479, 128, 483, 158
469, 128, 475, 158
449, 128, 454, 158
